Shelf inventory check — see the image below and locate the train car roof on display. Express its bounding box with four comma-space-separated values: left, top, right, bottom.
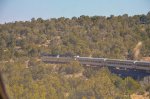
106, 58, 135, 62
77, 57, 106, 60
107, 59, 150, 64
135, 61, 150, 63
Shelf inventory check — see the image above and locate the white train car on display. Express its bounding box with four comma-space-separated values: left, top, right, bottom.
105, 59, 135, 69
135, 61, 150, 70
76, 57, 106, 66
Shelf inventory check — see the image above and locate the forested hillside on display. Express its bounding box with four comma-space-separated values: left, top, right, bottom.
1, 59, 146, 99
0, 12, 150, 60
0, 12, 150, 99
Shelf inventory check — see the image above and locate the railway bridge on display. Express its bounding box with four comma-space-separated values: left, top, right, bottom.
41, 56, 150, 80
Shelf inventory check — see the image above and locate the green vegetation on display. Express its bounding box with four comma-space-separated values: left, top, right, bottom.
0, 12, 150, 59
0, 12, 150, 98
1, 59, 142, 99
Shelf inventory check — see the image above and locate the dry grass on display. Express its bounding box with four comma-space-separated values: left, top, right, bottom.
131, 92, 149, 99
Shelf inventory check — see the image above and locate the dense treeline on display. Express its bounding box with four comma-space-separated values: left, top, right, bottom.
0, 12, 150, 60
1, 59, 145, 99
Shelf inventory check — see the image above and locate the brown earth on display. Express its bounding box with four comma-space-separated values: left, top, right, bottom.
141, 57, 150, 62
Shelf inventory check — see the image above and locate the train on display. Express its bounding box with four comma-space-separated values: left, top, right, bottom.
41, 56, 150, 71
